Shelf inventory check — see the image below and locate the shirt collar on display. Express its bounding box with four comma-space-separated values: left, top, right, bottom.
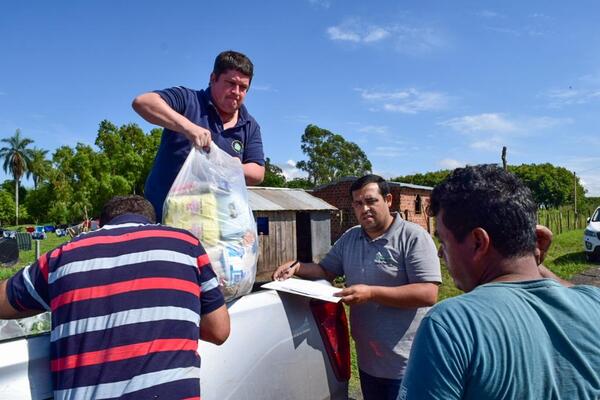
359, 212, 402, 242
105, 213, 153, 226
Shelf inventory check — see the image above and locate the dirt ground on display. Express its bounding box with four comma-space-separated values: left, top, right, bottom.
571, 265, 600, 286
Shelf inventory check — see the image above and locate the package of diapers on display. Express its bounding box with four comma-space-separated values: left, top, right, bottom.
162, 144, 258, 302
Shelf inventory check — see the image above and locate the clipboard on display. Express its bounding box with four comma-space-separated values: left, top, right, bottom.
262, 279, 342, 303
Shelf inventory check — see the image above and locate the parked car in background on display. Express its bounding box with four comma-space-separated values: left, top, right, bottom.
584, 206, 600, 262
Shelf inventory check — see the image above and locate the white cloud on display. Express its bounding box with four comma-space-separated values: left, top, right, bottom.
441, 113, 570, 134
439, 158, 464, 169
357, 88, 449, 114
545, 87, 600, 107
526, 116, 571, 130
251, 84, 277, 92
283, 115, 311, 123
563, 156, 600, 196
484, 26, 521, 36
364, 28, 390, 43
327, 26, 361, 42
357, 125, 388, 134
530, 13, 551, 19
371, 146, 406, 157
581, 173, 600, 197
478, 10, 503, 18
483, 11, 552, 38
327, 23, 389, 43
308, 0, 331, 9
326, 19, 446, 54
393, 26, 446, 54
580, 71, 600, 86
440, 113, 571, 153
278, 160, 307, 180
470, 136, 505, 151
441, 113, 516, 133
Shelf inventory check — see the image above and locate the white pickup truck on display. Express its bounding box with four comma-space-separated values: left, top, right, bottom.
0, 284, 350, 400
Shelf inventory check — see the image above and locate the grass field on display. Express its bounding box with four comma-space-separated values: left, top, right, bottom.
0, 232, 70, 280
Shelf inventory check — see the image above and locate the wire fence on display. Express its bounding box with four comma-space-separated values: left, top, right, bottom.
537, 207, 595, 235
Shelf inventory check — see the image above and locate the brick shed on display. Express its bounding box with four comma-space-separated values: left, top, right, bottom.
311, 177, 433, 243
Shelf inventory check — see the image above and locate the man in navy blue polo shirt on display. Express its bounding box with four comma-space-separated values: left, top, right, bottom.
133, 50, 265, 221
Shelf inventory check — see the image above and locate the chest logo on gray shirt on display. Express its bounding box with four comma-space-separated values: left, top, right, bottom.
232, 140, 244, 154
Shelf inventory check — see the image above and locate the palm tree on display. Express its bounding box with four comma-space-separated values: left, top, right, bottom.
0, 129, 34, 225
28, 147, 50, 190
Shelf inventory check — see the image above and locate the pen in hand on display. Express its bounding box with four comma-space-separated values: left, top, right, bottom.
276, 260, 299, 280
287, 260, 299, 271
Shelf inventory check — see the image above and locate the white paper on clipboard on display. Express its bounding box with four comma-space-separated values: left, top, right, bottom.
262, 279, 342, 303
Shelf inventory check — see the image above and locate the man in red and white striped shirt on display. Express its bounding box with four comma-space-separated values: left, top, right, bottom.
0, 195, 229, 400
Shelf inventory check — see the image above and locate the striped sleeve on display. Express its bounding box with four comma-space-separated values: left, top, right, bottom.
196, 244, 224, 314
6, 254, 52, 312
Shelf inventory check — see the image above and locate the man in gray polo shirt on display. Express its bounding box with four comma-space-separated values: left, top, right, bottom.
273, 174, 441, 400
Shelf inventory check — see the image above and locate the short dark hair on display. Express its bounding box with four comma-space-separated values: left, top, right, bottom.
212, 50, 254, 82
350, 174, 390, 197
100, 195, 156, 226
428, 164, 537, 258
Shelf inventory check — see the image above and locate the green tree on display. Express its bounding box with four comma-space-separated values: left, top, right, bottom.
0, 190, 15, 225
28, 147, 51, 189
24, 183, 54, 223
509, 163, 584, 209
1, 180, 27, 205
95, 120, 161, 195
392, 170, 451, 187
0, 129, 34, 225
396, 163, 586, 210
46, 121, 161, 223
296, 124, 372, 185
286, 178, 313, 189
260, 158, 287, 187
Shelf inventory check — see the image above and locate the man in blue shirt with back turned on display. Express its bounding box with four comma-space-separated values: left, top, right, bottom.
133, 50, 265, 221
399, 165, 600, 399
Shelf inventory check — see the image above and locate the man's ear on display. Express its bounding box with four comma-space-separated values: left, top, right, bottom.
471, 227, 490, 260
535, 225, 553, 265
209, 73, 216, 85
384, 193, 392, 207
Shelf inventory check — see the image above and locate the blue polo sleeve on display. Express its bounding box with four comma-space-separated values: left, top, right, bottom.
154, 86, 196, 114
242, 120, 265, 166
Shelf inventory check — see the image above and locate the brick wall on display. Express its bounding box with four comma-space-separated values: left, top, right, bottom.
312, 180, 432, 243
311, 181, 355, 242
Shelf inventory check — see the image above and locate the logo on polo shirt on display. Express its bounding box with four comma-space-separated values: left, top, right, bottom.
231, 140, 243, 154
374, 251, 394, 264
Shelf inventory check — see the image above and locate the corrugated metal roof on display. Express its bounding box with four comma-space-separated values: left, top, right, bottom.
388, 181, 433, 191
248, 187, 337, 211
313, 176, 433, 191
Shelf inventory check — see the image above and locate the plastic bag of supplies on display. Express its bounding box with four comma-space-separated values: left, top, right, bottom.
163, 144, 258, 301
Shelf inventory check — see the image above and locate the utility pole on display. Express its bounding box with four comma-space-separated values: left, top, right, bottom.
501, 146, 507, 170
574, 172, 577, 216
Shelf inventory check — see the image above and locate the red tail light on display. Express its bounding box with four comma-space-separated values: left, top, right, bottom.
310, 300, 351, 381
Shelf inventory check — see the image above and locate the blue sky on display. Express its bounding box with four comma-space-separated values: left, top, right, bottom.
2, 1, 600, 196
